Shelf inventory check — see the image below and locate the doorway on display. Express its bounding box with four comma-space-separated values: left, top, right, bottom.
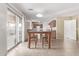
64, 20, 76, 40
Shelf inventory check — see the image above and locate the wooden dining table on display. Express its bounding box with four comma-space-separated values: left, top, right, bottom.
27, 29, 52, 48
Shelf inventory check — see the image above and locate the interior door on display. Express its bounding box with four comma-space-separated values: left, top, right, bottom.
64, 20, 76, 40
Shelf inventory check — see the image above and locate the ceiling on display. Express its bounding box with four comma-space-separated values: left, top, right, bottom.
12, 3, 79, 22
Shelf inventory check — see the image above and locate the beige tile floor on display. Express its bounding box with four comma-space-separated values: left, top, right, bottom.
7, 39, 79, 56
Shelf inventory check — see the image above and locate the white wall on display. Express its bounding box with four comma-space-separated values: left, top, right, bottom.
24, 20, 31, 41
77, 16, 79, 40
56, 17, 64, 40
0, 4, 7, 56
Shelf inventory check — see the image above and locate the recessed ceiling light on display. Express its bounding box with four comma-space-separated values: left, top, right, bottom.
36, 13, 43, 17
28, 9, 33, 11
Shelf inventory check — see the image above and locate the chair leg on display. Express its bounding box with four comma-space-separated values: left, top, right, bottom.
42, 39, 44, 48
42, 38, 48, 48
35, 39, 38, 48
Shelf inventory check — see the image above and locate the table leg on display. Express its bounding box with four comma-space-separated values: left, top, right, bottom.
28, 33, 31, 48
48, 32, 51, 48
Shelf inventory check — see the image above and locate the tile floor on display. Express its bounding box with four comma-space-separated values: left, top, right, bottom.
7, 39, 79, 56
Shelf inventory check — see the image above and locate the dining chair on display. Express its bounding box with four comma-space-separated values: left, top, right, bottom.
27, 29, 38, 48
41, 34, 48, 48
31, 34, 38, 48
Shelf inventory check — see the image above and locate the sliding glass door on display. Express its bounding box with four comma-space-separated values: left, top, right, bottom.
15, 16, 22, 44
7, 10, 16, 50
19, 18, 22, 42
7, 9, 22, 51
